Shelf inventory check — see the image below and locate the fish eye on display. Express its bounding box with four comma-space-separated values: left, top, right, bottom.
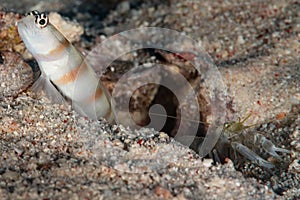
35, 13, 49, 28
39, 19, 46, 25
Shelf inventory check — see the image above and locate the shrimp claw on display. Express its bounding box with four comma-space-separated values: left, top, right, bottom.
231, 142, 275, 169
254, 134, 290, 160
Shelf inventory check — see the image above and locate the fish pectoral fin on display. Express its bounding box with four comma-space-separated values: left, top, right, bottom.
31, 74, 67, 105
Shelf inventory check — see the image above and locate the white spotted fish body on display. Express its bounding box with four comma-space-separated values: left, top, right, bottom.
17, 11, 114, 122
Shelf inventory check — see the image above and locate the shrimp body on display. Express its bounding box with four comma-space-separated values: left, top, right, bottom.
215, 114, 290, 169
178, 114, 291, 169
17, 11, 113, 122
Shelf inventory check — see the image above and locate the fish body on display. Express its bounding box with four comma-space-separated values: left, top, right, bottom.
17, 11, 113, 122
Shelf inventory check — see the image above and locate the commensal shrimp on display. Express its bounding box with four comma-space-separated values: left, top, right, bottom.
189, 114, 292, 169
17, 10, 114, 122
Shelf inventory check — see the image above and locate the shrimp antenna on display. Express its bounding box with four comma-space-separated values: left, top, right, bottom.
148, 111, 209, 125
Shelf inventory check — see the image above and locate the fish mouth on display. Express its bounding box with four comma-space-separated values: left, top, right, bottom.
17, 22, 24, 36
17, 15, 34, 29
17, 20, 26, 28
17, 19, 32, 38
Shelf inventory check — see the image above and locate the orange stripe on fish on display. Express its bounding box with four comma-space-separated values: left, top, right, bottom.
53, 62, 87, 85
35, 35, 70, 61
47, 37, 69, 57
17, 10, 115, 122
87, 85, 103, 103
